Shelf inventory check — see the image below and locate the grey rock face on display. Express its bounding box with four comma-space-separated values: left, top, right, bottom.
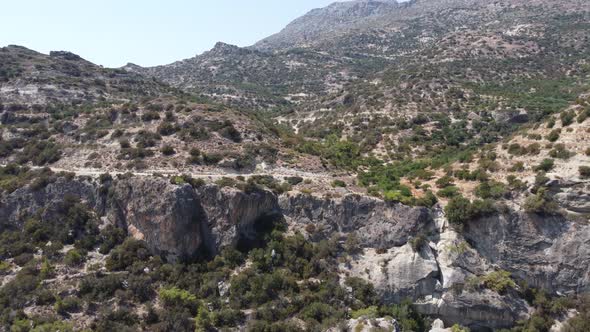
0, 177, 100, 230
551, 180, 590, 214
463, 212, 590, 294
106, 178, 204, 260
342, 245, 441, 302
0, 177, 282, 260
280, 193, 435, 248
1, 176, 589, 330
415, 290, 531, 330
196, 185, 280, 254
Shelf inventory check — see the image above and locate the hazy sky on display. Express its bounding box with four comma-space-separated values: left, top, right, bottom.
0, 0, 336, 68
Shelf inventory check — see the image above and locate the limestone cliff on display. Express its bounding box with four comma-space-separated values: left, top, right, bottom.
1, 175, 589, 329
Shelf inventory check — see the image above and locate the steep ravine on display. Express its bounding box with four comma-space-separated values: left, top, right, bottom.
1, 175, 589, 329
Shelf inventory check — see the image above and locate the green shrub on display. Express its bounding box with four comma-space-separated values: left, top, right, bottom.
507, 143, 525, 156
216, 177, 237, 188
560, 111, 576, 126
510, 161, 525, 172
159, 287, 200, 313
438, 186, 460, 198
202, 153, 223, 165
157, 122, 178, 136
344, 233, 362, 255
285, 176, 304, 185
445, 196, 473, 225
300, 302, 339, 323
219, 125, 242, 143
17, 141, 62, 166
577, 108, 589, 123
64, 249, 85, 267
415, 190, 438, 208
160, 145, 176, 156
55, 296, 82, 315
350, 306, 379, 319
526, 142, 541, 155
98, 225, 127, 254
549, 144, 572, 159
141, 111, 160, 122
546, 129, 561, 142
331, 180, 347, 188
534, 159, 555, 172
212, 308, 245, 328
524, 188, 559, 215
451, 324, 471, 332
479, 270, 516, 294
435, 175, 455, 188
475, 181, 506, 199
0, 261, 11, 275
105, 239, 150, 271
445, 196, 496, 226
580, 166, 590, 178
119, 139, 131, 149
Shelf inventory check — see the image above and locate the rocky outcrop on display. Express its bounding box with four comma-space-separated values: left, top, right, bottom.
280, 193, 435, 248
106, 178, 205, 260
463, 211, 590, 294
0, 177, 100, 229
550, 179, 590, 214
341, 245, 441, 303
1, 176, 589, 330
0, 177, 282, 260
328, 317, 400, 332
429, 319, 451, 332
196, 185, 280, 254
415, 290, 530, 330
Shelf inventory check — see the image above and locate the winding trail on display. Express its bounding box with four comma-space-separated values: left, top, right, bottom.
1, 164, 331, 181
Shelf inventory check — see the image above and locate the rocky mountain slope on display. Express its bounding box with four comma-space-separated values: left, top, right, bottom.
0, 0, 590, 331
0, 45, 172, 105
129, 0, 590, 163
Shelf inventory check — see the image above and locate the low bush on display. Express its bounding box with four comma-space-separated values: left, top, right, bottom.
331, 180, 347, 188
64, 249, 85, 267
438, 186, 460, 198
159, 287, 200, 314
534, 159, 555, 172
546, 129, 561, 142
475, 181, 506, 199
445, 196, 496, 226
549, 144, 572, 159
160, 145, 176, 156
524, 188, 560, 215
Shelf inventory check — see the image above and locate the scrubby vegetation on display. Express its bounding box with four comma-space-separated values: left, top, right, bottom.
0, 207, 430, 331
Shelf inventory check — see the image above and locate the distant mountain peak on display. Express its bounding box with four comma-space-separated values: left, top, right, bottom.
206, 41, 253, 57
253, 0, 413, 50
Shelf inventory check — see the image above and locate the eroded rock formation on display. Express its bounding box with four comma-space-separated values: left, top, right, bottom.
1, 175, 588, 329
